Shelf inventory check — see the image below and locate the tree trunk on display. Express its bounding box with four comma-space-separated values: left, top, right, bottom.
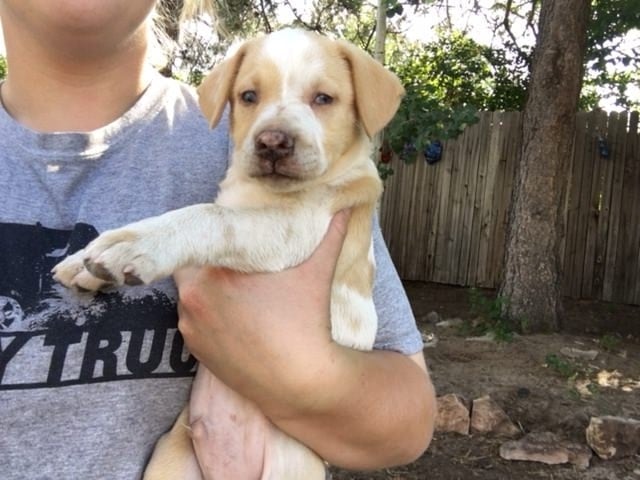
499, 0, 591, 332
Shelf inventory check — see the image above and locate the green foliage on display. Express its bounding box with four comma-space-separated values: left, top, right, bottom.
599, 333, 621, 352
385, 96, 478, 163
158, 0, 638, 110
377, 162, 394, 181
215, 0, 367, 36
155, 0, 637, 167
587, 0, 640, 62
464, 287, 515, 342
482, 47, 530, 111
544, 353, 578, 379
0, 55, 7, 80
583, 0, 640, 110
545, 353, 603, 398
390, 31, 493, 107
384, 30, 527, 162
160, 0, 380, 84
458, 0, 638, 109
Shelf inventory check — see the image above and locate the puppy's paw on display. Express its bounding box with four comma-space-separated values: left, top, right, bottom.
53, 222, 173, 291
52, 249, 114, 292
80, 227, 167, 287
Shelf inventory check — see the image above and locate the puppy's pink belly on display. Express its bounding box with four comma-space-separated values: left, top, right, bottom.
190, 367, 271, 480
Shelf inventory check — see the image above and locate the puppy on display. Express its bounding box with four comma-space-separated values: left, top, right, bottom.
54, 28, 404, 479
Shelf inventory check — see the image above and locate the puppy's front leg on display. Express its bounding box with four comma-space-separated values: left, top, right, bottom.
53, 203, 331, 291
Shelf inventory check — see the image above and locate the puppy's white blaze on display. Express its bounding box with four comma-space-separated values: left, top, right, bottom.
260, 29, 326, 101
331, 283, 377, 351
250, 30, 327, 176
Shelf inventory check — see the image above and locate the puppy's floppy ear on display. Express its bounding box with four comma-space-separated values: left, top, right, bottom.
197, 45, 247, 128
337, 40, 405, 138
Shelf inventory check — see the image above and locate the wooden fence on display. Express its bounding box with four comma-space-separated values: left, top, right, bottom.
380, 110, 640, 306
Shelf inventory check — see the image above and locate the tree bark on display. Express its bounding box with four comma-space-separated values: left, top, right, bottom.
499, 0, 591, 332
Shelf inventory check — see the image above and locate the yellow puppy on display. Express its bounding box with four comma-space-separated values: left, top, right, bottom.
54, 28, 404, 479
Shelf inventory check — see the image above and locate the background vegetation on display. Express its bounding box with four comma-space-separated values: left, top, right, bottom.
152, 0, 638, 164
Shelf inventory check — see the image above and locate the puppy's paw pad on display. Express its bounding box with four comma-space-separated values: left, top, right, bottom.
52, 252, 87, 287
52, 253, 114, 293
82, 234, 161, 287
70, 269, 114, 293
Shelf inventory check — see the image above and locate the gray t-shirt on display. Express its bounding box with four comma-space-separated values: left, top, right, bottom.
0, 72, 422, 479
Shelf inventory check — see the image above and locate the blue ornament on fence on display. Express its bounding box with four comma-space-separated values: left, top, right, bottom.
424, 140, 443, 165
402, 142, 417, 161
597, 136, 610, 159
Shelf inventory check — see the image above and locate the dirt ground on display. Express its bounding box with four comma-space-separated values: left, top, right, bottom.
331, 281, 640, 480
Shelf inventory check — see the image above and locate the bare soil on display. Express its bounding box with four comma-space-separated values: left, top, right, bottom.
331, 281, 640, 480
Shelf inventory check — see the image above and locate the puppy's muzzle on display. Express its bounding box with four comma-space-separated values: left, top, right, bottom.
254, 129, 296, 176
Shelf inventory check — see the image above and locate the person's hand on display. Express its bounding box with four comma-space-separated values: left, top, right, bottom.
173, 210, 351, 415
182, 209, 349, 480
174, 210, 436, 470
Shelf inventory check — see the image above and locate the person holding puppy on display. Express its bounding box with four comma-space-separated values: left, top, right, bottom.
0, 1, 436, 478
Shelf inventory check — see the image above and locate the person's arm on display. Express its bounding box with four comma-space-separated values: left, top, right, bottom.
269, 348, 436, 469
174, 211, 436, 469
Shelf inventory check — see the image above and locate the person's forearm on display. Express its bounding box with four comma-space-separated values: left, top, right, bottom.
262, 348, 436, 470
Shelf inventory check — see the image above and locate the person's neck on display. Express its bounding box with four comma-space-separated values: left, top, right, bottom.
0, 28, 155, 133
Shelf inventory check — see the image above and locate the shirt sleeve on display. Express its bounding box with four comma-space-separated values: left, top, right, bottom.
371, 215, 424, 355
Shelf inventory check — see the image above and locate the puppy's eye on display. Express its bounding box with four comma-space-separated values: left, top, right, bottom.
313, 93, 333, 105
240, 90, 258, 104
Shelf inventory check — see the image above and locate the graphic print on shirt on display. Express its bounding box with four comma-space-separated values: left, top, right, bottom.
0, 222, 196, 390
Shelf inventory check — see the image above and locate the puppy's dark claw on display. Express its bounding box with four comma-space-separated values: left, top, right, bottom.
124, 271, 144, 286
84, 259, 116, 282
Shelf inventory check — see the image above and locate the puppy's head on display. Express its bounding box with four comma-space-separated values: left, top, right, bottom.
198, 29, 404, 191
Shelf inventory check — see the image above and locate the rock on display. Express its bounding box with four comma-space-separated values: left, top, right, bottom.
585, 415, 640, 459
470, 395, 520, 437
421, 332, 438, 348
435, 394, 470, 435
424, 311, 442, 324
560, 347, 598, 361
500, 432, 592, 469
465, 332, 497, 342
558, 411, 591, 432
435, 317, 463, 328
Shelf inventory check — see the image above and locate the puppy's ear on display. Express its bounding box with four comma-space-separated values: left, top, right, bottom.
197, 45, 247, 128
337, 40, 405, 138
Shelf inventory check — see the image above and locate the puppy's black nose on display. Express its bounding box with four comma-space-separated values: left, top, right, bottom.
255, 130, 294, 161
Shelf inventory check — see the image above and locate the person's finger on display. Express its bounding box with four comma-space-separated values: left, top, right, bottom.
173, 265, 200, 286
299, 209, 351, 276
